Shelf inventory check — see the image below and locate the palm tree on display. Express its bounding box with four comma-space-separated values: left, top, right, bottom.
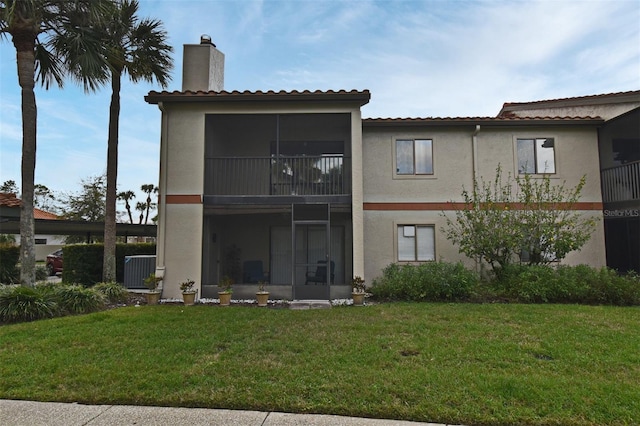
97, 0, 173, 282
117, 190, 136, 224
135, 201, 146, 225
141, 184, 158, 225
0, 0, 108, 286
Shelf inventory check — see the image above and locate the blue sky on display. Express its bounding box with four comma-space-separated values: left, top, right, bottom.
1, 0, 639, 207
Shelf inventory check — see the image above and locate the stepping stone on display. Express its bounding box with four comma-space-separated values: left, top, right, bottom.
289, 300, 332, 310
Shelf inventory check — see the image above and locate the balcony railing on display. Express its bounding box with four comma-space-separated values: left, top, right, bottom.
601, 161, 640, 203
205, 156, 351, 196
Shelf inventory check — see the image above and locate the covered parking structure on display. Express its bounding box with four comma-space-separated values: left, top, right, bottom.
0, 218, 157, 242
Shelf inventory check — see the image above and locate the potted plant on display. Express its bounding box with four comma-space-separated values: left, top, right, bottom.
218, 275, 233, 306
180, 278, 197, 306
144, 273, 162, 305
256, 280, 269, 307
351, 275, 366, 306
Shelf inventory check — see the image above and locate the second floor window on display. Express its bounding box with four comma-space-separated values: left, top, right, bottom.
517, 138, 556, 174
396, 139, 433, 175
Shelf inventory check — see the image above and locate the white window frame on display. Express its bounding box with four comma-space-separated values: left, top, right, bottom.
516, 137, 557, 175
393, 138, 435, 179
395, 224, 436, 262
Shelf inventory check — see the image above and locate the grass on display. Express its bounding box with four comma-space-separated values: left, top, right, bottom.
0, 303, 638, 426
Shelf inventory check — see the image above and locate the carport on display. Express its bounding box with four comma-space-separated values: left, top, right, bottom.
0, 218, 157, 241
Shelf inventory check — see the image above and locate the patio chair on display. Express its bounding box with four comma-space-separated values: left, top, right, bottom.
243, 260, 268, 283
305, 260, 335, 285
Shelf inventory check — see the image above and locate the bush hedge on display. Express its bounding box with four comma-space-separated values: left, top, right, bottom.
370, 262, 640, 306
370, 261, 479, 302
495, 264, 640, 305
62, 243, 156, 286
0, 244, 19, 284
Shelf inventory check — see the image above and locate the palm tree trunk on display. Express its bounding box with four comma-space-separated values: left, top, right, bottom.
102, 70, 121, 282
13, 32, 37, 287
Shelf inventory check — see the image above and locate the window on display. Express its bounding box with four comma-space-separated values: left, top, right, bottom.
397, 225, 435, 261
396, 139, 433, 175
35, 238, 47, 245
517, 138, 555, 174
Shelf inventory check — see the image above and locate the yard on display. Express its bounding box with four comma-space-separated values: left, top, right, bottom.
0, 303, 638, 426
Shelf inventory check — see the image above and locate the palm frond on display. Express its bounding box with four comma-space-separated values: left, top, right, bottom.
34, 40, 64, 89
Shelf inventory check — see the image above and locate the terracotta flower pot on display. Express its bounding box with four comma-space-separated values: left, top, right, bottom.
352, 292, 365, 306
256, 291, 269, 307
218, 291, 232, 306
146, 291, 161, 305
182, 291, 196, 306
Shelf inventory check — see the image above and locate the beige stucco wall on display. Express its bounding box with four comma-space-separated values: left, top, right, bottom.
363, 127, 474, 203
156, 100, 365, 298
475, 126, 603, 201
160, 204, 203, 299
361, 123, 606, 282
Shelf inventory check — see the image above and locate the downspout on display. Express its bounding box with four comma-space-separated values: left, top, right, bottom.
472, 124, 481, 274
155, 101, 168, 285
472, 124, 480, 183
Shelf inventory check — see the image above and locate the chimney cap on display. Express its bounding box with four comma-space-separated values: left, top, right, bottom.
200, 34, 216, 47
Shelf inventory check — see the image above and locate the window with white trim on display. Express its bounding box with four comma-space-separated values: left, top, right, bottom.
397, 225, 435, 261
517, 138, 555, 174
396, 139, 433, 175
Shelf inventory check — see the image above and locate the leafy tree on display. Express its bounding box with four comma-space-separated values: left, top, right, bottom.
62, 175, 107, 222
61, 175, 106, 244
516, 173, 598, 265
442, 166, 598, 276
0, 180, 19, 194
1, 0, 108, 286
94, 0, 173, 282
34, 183, 58, 213
442, 167, 520, 274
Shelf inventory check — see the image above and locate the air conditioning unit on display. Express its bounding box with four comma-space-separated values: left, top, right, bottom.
124, 255, 156, 289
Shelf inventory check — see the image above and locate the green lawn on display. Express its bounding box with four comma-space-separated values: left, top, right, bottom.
1, 303, 638, 425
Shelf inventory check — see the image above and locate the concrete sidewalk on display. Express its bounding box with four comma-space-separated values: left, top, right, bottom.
0, 399, 464, 426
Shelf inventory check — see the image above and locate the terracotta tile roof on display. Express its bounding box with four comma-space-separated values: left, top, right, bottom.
0, 193, 21, 207
0, 193, 59, 219
145, 89, 371, 105
363, 116, 603, 126
34, 209, 59, 220
500, 90, 640, 110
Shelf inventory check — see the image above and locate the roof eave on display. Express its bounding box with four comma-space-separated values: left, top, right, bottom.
145, 90, 371, 106
362, 117, 605, 127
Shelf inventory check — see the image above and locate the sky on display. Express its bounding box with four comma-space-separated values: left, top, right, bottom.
1, 0, 639, 210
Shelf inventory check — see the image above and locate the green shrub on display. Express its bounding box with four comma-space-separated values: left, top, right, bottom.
51, 285, 105, 315
581, 268, 640, 306
35, 266, 49, 282
493, 264, 640, 305
370, 261, 478, 302
94, 282, 128, 304
0, 285, 57, 323
62, 243, 156, 286
0, 244, 20, 284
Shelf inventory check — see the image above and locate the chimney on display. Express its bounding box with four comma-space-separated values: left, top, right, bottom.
182, 35, 224, 92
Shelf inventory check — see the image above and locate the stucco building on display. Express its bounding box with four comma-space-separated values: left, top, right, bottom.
145, 39, 637, 300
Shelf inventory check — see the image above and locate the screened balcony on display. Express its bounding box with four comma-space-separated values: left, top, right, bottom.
601, 161, 640, 203
205, 155, 351, 198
